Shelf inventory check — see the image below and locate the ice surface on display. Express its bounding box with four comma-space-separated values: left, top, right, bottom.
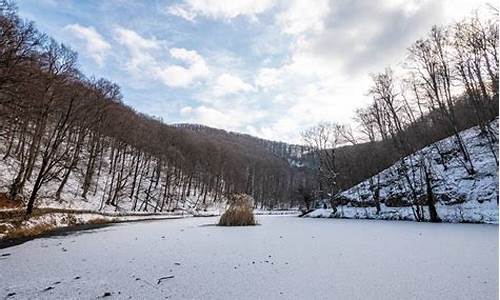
0, 216, 497, 299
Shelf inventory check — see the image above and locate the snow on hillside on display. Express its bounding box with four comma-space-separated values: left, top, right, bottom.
0, 143, 225, 216
306, 119, 499, 224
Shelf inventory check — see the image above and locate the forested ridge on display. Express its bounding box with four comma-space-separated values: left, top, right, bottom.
0, 1, 312, 214
0, 0, 498, 218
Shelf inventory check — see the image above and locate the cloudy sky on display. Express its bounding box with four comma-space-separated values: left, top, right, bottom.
18, 0, 490, 143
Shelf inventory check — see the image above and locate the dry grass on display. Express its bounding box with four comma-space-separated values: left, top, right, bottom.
86, 217, 113, 225
0, 192, 23, 209
4, 223, 56, 239
61, 214, 78, 226
0, 223, 11, 234
0, 215, 115, 240
218, 194, 256, 226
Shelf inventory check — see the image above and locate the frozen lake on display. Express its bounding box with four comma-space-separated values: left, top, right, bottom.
0, 216, 497, 299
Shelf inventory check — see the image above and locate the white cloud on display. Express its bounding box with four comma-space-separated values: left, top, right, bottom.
113, 28, 209, 88
247, 74, 373, 143
165, 0, 491, 142
276, 0, 330, 35
114, 26, 160, 71
170, 48, 207, 69
64, 24, 111, 66
180, 105, 266, 130
166, 0, 275, 21
255, 67, 283, 89
243, 0, 449, 142
441, 0, 493, 21
155, 48, 210, 87
61, 0, 492, 143
180, 106, 193, 114
166, 4, 197, 22
115, 28, 159, 50
213, 73, 254, 96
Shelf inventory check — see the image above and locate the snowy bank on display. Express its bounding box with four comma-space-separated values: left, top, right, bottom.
0, 207, 300, 240
306, 120, 499, 224
0, 210, 193, 240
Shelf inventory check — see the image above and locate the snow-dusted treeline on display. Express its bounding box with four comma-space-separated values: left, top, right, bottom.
0, 2, 308, 214
307, 120, 499, 223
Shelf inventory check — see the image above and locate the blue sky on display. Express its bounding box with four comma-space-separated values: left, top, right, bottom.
17, 0, 489, 143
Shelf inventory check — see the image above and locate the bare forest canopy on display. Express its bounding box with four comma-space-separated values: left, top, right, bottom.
0, 1, 315, 214
0, 0, 498, 215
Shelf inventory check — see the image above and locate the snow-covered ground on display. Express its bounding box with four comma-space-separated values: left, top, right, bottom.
254, 209, 300, 216
0, 211, 191, 240
0, 143, 297, 220
307, 120, 499, 223
0, 208, 299, 240
0, 137, 227, 215
0, 216, 497, 299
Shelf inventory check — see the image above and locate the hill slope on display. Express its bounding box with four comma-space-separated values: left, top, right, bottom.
0, 122, 310, 214
306, 119, 499, 223
173, 123, 310, 166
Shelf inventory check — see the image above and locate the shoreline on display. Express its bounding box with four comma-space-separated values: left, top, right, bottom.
0, 209, 300, 248
0, 215, 196, 249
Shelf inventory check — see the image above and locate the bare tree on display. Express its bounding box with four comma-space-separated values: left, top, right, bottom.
302, 123, 347, 214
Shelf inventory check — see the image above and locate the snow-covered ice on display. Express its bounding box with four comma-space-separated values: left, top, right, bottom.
0, 216, 497, 299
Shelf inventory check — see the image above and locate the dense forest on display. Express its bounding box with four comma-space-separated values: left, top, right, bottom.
0, 0, 498, 217
0, 1, 314, 214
